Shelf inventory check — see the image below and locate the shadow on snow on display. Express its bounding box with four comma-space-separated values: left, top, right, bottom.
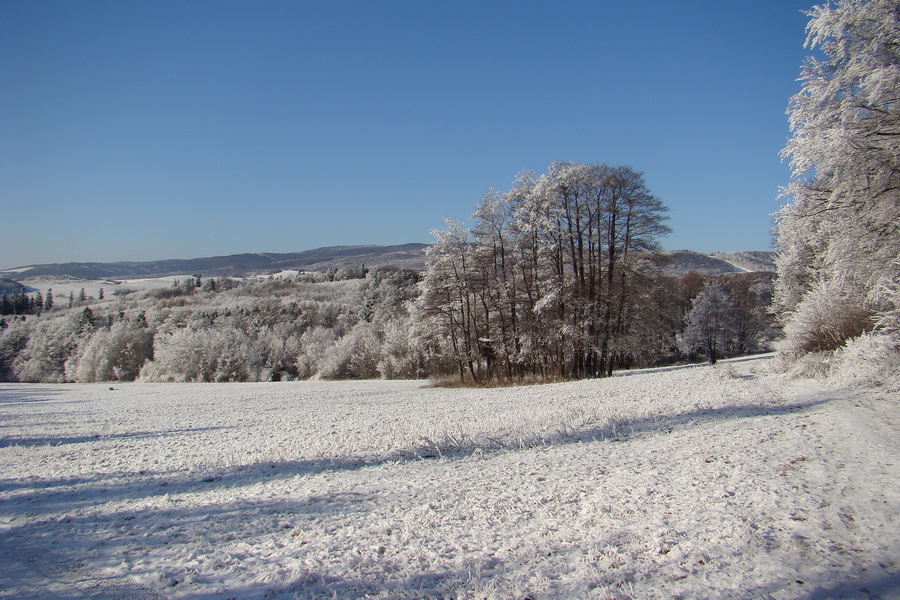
0, 391, 875, 600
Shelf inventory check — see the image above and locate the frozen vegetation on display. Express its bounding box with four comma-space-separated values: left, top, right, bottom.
1, 353, 897, 599
0, 267, 776, 385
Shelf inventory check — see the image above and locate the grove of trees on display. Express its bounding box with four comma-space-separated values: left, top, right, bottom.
420, 163, 775, 381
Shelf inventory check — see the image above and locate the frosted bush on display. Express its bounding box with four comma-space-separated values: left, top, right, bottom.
316, 323, 382, 379
782, 279, 871, 355
702, 363, 740, 381
784, 351, 832, 380
827, 332, 900, 388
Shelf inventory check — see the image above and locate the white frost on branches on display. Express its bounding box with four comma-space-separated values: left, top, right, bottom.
775, 0, 900, 354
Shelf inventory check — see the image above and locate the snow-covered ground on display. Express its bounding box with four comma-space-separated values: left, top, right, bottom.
16, 276, 188, 301
0, 357, 897, 599
17, 272, 302, 301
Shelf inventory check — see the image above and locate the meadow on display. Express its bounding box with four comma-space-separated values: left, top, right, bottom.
1, 356, 897, 599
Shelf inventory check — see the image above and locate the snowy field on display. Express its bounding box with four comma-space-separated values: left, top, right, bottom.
1, 357, 897, 599
16, 273, 300, 300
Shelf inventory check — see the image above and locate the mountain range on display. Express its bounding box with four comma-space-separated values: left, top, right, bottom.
0, 245, 775, 281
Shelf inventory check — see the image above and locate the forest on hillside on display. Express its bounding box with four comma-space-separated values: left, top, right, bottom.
0, 259, 776, 384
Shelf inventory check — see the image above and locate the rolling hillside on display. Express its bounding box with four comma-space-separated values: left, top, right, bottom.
1, 245, 774, 282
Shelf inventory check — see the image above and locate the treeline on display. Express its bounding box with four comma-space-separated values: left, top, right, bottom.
0, 286, 99, 316
0, 266, 775, 384
0, 290, 44, 316
0, 164, 780, 384
0, 270, 439, 383
774, 0, 899, 358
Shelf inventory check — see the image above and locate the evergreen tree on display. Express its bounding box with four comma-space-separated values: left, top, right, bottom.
78, 307, 96, 334
44, 289, 54, 310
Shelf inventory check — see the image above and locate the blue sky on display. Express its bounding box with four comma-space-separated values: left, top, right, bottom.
1, 0, 813, 268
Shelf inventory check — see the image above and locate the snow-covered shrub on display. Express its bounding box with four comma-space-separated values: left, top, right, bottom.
827, 332, 900, 388
782, 280, 871, 355
783, 351, 833, 380
702, 363, 741, 382
316, 323, 382, 379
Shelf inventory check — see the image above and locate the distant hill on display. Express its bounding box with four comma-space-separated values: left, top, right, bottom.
0, 278, 27, 295
708, 251, 777, 273
660, 250, 775, 275
0, 244, 429, 279
0, 245, 775, 281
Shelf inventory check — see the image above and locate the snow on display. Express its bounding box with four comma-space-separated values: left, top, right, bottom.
13, 273, 296, 302
10, 276, 191, 302
1, 357, 897, 599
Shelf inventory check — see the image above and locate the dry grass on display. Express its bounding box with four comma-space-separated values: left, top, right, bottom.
426, 373, 574, 388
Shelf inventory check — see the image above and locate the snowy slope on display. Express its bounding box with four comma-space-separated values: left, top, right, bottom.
661, 251, 745, 275
0, 357, 897, 599
708, 251, 777, 273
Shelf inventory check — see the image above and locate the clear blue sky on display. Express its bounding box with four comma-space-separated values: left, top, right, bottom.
1, 0, 813, 268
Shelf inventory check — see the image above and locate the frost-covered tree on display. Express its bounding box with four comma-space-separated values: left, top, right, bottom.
12, 312, 82, 382
421, 218, 482, 382
0, 318, 28, 381
142, 327, 263, 382
725, 273, 777, 354
682, 281, 739, 365
421, 162, 670, 381
775, 0, 900, 353
67, 321, 154, 382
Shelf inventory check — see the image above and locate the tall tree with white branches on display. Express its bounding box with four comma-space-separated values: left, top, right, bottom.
775, 0, 900, 354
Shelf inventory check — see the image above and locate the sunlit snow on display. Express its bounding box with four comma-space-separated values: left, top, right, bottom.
1, 356, 897, 599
